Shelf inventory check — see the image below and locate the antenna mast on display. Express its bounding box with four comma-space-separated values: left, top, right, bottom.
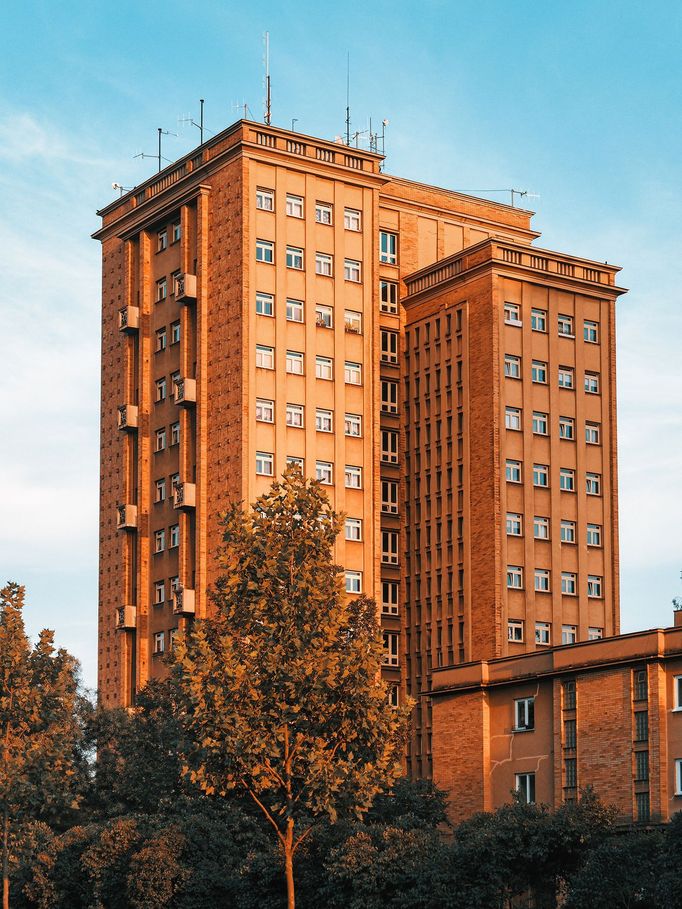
264, 32, 272, 126
345, 52, 351, 146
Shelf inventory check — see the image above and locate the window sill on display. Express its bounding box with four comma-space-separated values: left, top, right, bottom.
512, 726, 535, 733
558, 333, 575, 339
504, 320, 522, 327
671, 707, 682, 713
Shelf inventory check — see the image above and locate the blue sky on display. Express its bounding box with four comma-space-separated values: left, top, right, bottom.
1, 0, 681, 690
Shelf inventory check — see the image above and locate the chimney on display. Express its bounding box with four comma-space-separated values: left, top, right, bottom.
675, 607, 682, 628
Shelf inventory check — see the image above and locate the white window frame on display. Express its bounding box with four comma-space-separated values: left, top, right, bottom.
286, 403, 305, 428
285, 193, 304, 218
315, 408, 333, 432
584, 320, 599, 343
558, 367, 574, 389
345, 465, 362, 489
381, 380, 398, 414
315, 356, 333, 380
585, 372, 600, 394
504, 354, 521, 379
344, 258, 362, 282
286, 456, 304, 473
154, 529, 165, 553
256, 451, 274, 476
383, 631, 400, 666
586, 472, 601, 496
315, 252, 333, 276
381, 479, 398, 513
587, 575, 603, 598
344, 361, 362, 385
514, 697, 535, 731
256, 187, 274, 211
588, 627, 603, 640
286, 246, 304, 270
345, 413, 362, 437
533, 464, 549, 488
562, 624, 577, 644
170, 321, 181, 345
382, 581, 399, 616
504, 301, 521, 325
559, 416, 575, 440
531, 308, 547, 332
560, 469, 576, 492
315, 305, 333, 329
345, 517, 362, 541
170, 421, 180, 446
382, 530, 399, 565
155, 377, 167, 402
674, 676, 682, 711
345, 571, 362, 594
586, 523, 602, 547
169, 524, 179, 548
153, 631, 165, 655
380, 280, 398, 314
256, 344, 275, 370
316, 461, 333, 485
155, 428, 166, 452
256, 291, 274, 317
154, 580, 165, 605
345, 310, 363, 334
286, 298, 304, 322
675, 759, 682, 796
381, 430, 399, 464
532, 360, 548, 384
157, 229, 168, 251
506, 513, 522, 536
256, 239, 274, 263
558, 314, 574, 337
561, 573, 577, 596
315, 201, 332, 224
155, 327, 167, 352
561, 521, 576, 543
505, 407, 522, 431
507, 565, 523, 589
155, 478, 166, 503
515, 773, 536, 804
286, 350, 304, 375
535, 569, 551, 593
156, 277, 167, 301
344, 208, 361, 231
536, 622, 551, 646
256, 398, 275, 423
381, 330, 399, 363
508, 619, 524, 642
379, 231, 397, 265
532, 412, 548, 435
585, 422, 600, 444
506, 460, 522, 483
533, 516, 550, 540
172, 222, 181, 243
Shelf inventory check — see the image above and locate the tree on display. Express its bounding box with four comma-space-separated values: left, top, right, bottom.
0, 582, 87, 909
173, 470, 410, 909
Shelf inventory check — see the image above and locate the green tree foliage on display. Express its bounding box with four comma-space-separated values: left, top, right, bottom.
0, 582, 88, 909
172, 470, 410, 908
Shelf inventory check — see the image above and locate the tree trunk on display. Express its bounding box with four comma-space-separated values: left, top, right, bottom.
284, 819, 295, 909
2, 810, 9, 909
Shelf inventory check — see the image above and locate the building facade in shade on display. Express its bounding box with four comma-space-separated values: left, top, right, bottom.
94, 119, 536, 710
431, 613, 682, 825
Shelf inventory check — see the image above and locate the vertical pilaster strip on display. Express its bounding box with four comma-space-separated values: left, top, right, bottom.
195, 188, 210, 617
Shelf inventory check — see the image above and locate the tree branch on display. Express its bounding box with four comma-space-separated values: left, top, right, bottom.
241, 780, 285, 847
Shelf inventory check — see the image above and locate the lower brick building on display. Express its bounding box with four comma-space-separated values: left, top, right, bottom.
431, 609, 682, 824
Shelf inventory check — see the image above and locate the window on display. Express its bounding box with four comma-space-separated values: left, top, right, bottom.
153, 631, 165, 655
154, 580, 165, 605
345, 571, 362, 594
344, 259, 362, 282
535, 569, 551, 592
155, 428, 166, 452
286, 298, 304, 322
531, 308, 547, 332
536, 622, 551, 646
286, 246, 304, 270
381, 380, 398, 414
157, 229, 168, 251
381, 530, 400, 566
344, 361, 362, 385
563, 680, 577, 709
155, 327, 167, 352
315, 201, 332, 224
256, 398, 274, 423
170, 421, 180, 446
587, 575, 603, 598
286, 194, 303, 218
564, 718, 577, 749
256, 187, 274, 210
507, 566, 523, 589
586, 473, 601, 496
584, 320, 599, 343
584, 372, 600, 394
256, 451, 274, 476
534, 516, 550, 540
286, 351, 304, 375
504, 301, 521, 325
380, 280, 398, 314
315, 304, 333, 328
256, 344, 274, 369
286, 456, 304, 473
560, 469, 575, 492
565, 758, 577, 789
585, 422, 600, 444
172, 222, 181, 243
155, 377, 167, 402
515, 773, 536, 805
506, 513, 522, 536
675, 759, 682, 796
286, 403, 305, 428
170, 371, 180, 399
588, 627, 603, 640
154, 529, 165, 553
345, 517, 362, 541
515, 697, 535, 731
256, 291, 274, 316
169, 524, 179, 548
170, 321, 181, 345
506, 407, 522, 431
379, 231, 397, 264
559, 417, 575, 440
382, 581, 399, 615
508, 619, 524, 642
558, 314, 574, 336
532, 360, 547, 384
316, 461, 333, 485
381, 480, 398, 513
345, 413, 362, 437
156, 277, 167, 301
561, 574, 577, 596
344, 208, 361, 231
315, 253, 333, 276
382, 430, 399, 464
635, 710, 649, 743
315, 408, 332, 432
256, 239, 274, 263
586, 523, 602, 547
632, 668, 647, 701
561, 521, 576, 543
506, 460, 522, 483
345, 310, 362, 333
381, 330, 398, 363
316, 356, 333, 380
533, 412, 548, 435
345, 465, 362, 489
533, 464, 549, 487
155, 478, 166, 503
562, 624, 577, 644
170, 472, 180, 493
505, 354, 521, 378
388, 685, 400, 708
383, 632, 399, 666
558, 367, 575, 389
675, 676, 682, 710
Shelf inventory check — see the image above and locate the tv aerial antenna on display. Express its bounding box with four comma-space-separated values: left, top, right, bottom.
673, 571, 682, 613
134, 127, 178, 173
179, 99, 213, 145
233, 100, 253, 120
111, 182, 133, 197
454, 188, 540, 207
263, 31, 272, 126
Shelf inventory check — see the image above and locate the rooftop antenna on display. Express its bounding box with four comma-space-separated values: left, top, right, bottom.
673, 570, 682, 613
345, 52, 351, 146
291, 118, 298, 132
179, 100, 212, 145
133, 127, 177, 173
232, 100, 252, 120
112, 182, 133, 197
264, 32, 272, 126
453, 188, 540, 207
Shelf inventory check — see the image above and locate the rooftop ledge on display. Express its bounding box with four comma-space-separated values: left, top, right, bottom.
404, 237, 627, 299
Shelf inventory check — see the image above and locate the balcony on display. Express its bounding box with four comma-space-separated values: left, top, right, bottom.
117, 404, 138, 431
116, 604, 136, 629
173, 481, 196, 510
174, 376, 196, 406
116, 504, 138, 531
174, 273, 197, 304
173, 587, 196, 616
118, 305, 140, 332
